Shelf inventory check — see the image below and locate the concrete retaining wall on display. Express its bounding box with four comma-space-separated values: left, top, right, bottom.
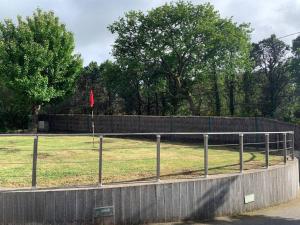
0, 159, 298, 225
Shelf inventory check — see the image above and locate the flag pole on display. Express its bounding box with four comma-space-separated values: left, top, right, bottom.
90, 89, 95, 148
92, 108, 95, 148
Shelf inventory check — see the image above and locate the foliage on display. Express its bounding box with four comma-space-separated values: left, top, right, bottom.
0, 9, 82, 128
46, 61, 124, 115
50, 2, 300, 123
252, 35, 295, 118
1, 2, 300, 129
108, 1, 252, 115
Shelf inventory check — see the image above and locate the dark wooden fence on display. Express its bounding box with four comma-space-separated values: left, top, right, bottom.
39, 115, 300, 149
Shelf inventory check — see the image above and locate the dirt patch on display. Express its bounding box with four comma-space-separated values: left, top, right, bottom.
37, 153, 51, 159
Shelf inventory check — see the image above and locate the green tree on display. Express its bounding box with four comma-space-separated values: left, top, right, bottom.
289, 36, 300, 121
99, 61, 123, 114
109, 1, 251, 115
203, 21, 251, 116
252, 35, 293, 118
0, 9, 82, 129
51, 61, 125, 115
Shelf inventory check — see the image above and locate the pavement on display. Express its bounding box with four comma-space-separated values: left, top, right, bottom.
152, 196, 300, 225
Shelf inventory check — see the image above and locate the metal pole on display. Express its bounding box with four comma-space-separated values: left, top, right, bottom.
92, 109, 95, 148
156, 135, 161, 182
291, 132, 295, 160
283, 133, 287, 164
239, 133, 243, 173
265, 133, 269, 169
204, 134, 208, 178
32, 135, 38, 188
99, 136, 103, 186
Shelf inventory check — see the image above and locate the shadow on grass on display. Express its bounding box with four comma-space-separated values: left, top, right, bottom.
107, 153, 256, 184
0, 147, 20, 153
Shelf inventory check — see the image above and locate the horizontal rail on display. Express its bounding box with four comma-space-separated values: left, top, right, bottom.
208, 143, 240, 147
0, 130, 295, 188
0, 131, 294, 137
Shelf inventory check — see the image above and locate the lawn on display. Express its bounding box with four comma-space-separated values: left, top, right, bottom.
0, 136, 284, 188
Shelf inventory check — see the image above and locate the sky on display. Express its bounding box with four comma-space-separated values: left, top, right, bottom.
0, 0, 300, 65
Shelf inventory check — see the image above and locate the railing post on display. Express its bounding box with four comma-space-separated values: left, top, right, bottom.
283, 133, 287, 164
239, 133, 243, 173
204, 134, 208, 178
32, 135, 38, 188
99, 135, 103, 186
291, 132, 295, 160
156, 135, 161, 182
265, 133, 269, 169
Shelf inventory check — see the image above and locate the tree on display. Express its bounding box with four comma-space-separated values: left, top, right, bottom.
289, 36, 300, 121
291, 36, 300, 96
252, 35, 293, 118
48, 61, 125, 115
0, 9, 82, 129
109, 1, 251, 115
222, 24, 252, 116
203, 21, 251, 116
76, 62, 101, 114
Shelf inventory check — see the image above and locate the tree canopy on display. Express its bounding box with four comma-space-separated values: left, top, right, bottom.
1, 2, 300, 130
0, 9, 82, 128
37, 2, 300, 124
108, 1, 252, 115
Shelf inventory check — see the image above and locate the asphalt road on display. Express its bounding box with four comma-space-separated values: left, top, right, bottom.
152, 196, 300, 225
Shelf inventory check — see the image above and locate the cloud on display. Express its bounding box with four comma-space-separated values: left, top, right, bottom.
0, 0, 299, 65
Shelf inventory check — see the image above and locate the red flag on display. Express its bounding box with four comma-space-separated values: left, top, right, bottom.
89, 89, 94, 108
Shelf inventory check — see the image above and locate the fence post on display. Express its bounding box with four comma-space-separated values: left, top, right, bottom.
156, 135, 161, 182
99, 135, 103, 186
265, 133, 269, 169
291, 132, 295, 160
204, 134, 208, 178
32, 135, 38, 188
283, 133, 287, 164
239, 133, 243, 173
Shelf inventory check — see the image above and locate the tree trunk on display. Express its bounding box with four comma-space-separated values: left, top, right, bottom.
213, 68, 221, 116
31, 105, 41, 132
147, 96, 151, 115
169, 81, 179, 115
155, 93, 159, 115
269, 74, 276, 117
136, 87, 142, 115
174, 75, 198, 115
229, 81, 235, 116
242, 72, 252, 115
108, 91, 113, 115
160, 94, 166, 116
186, 91, 199, 115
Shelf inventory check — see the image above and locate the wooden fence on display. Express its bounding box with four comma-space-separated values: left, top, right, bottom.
39, 115, 300, 149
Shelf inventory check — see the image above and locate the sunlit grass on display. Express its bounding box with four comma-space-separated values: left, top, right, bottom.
0, 136, 284, 188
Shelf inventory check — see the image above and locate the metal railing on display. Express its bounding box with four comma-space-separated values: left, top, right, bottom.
0, 131, 295, 188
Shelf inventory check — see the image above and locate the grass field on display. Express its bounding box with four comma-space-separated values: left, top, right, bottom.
0, 136, 284, 188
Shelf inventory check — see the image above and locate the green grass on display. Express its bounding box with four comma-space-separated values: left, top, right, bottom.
0, 136, 284, 188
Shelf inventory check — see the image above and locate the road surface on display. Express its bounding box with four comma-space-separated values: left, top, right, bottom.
152, 196, 300, 225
